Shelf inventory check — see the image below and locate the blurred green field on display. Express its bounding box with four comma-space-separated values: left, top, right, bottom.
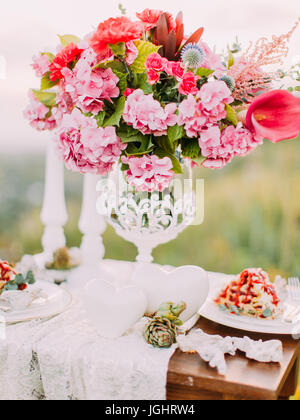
1, 135, 300, 280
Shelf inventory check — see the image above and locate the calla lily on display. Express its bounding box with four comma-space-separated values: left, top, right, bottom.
246, 90, 300, 143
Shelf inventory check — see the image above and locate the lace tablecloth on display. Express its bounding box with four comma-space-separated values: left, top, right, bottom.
0, 295, 177, 400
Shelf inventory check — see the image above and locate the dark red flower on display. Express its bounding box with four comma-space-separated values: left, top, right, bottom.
49, 43, 83, 82
246, 90, 300, 143
90, 17, 143, 55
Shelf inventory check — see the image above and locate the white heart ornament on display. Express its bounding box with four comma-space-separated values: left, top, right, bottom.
82, 279, 147, 339
132, 265, 209, 322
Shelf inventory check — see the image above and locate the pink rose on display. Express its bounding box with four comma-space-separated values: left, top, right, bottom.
146, 53, 165, 72
147, 69, 160, 85
171, 62, 184, 80
179, 72, 200, 96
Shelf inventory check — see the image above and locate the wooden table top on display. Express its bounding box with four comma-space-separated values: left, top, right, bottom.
167, 317, 300, 400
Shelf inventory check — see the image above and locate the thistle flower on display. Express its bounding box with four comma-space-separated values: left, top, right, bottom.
181, 43, 205, 69
219, 75, 236, 92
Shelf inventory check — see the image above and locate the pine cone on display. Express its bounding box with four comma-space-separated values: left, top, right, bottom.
144, 316, 177, 348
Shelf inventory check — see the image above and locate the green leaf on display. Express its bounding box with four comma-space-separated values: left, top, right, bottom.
41, 72, 59, 91
155, 135, 176, 154
125, 135, 154, 156
228, 51, 234, 69
3, 282, 18, 291
26, 270, 36, 285
108, 42, 126, 57
130, 40, 160, 74
32, 90, 57, 107
103, 96, 126, 127
225, 104, 238, 126
15, 274, 25, 286
168, 125, 185, 142
58, 34, 81, 47
155, 148, 183, 174
113, 70, 128, 94
133, 73, 153, 94
196, 68, 214, 78
263, 308, 272, 318
94, 60, 126, 73
94, 111, 106, 127
181, 138, 201, 160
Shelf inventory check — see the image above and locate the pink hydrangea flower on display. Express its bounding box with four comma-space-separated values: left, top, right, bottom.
178, 95, 207, 138
32, 53, 51, 77
54, 109, 126, 175
123, 89, 178, 136
122, 155, 174, 192
24, 90, 57, 131
61, 50, 119, 115
199, 123, 263, 169
125, 41, 139, 65
199, 81, 233, 111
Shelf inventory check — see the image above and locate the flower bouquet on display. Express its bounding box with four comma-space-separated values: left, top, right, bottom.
25, 9, 300, 262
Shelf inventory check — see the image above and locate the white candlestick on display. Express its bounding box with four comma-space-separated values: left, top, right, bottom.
41, 138, 68, 259
79, 173, 106, 266
67, 173, 109, 289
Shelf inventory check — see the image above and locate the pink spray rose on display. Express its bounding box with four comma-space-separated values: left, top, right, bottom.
178, 72, 200, 96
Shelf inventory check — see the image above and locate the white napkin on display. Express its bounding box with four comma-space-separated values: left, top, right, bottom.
177, 329, 283, 375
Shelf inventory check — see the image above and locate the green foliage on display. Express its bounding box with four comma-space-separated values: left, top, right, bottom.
103, 96, 126, 127
225, 104, 238, 126
181, 138, 201, 160
40, 72, 59, 91
196, 68, 214, 78
167, 125, 185, 142
32, 90, 56, 107
227, 50, 234, 69
58, 34, 81, 47
132, 73, 153, 94
155, 147, 183, 174
94, 111, 106, 127
130, 41, 160, 73
94, 60, 126, 74
108, 42, 126, 57
113, 70, 128, 94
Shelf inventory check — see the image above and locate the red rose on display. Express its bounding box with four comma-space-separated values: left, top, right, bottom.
124, 88, 135, 97
90, 17, 143, 55
178, 72, 200, 95
171, 62, 184, 80
49, 43, 83, 82
145, 53, 165, 72
137, 9, 176, 32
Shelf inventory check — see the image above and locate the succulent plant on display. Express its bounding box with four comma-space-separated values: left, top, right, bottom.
144, 316, 177, 348
46, 247, 71, 270
156, 301, 187, 326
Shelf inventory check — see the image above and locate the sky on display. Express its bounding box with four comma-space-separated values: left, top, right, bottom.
0, 0, 299, 154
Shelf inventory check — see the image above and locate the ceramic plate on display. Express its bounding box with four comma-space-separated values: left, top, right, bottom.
0, 282, 73, 324
199, 274, 300, 335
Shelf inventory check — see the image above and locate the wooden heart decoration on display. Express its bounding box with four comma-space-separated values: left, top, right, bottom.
82, 279, 147, 339
132, 265, 209, 321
